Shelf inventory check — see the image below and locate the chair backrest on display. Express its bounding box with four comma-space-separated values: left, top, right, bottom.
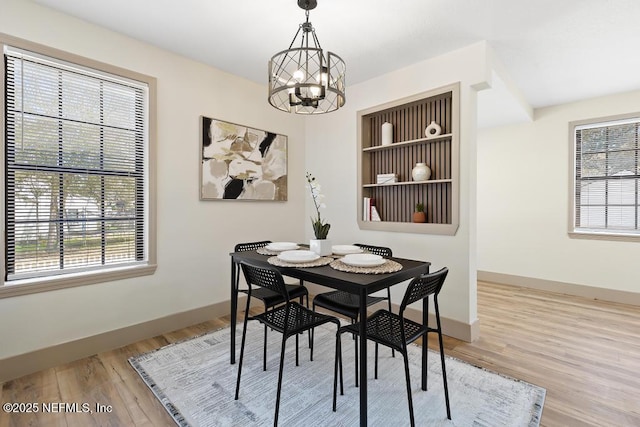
400, 267, 449, 313
239, 259, 289, 300
353, 243, 392, 257
235, 240, 272, 252
234, 241, 272, 288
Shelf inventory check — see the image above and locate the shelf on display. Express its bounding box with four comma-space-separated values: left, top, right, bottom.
362, 134, 452, 152
363, 179, 452, 188
357, 83, 460, 234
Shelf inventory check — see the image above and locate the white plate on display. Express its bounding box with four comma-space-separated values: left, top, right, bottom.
341, 253, 386, 267
266, 242, 299, 251
277, 250, 320, 263
332, 245, 363, 255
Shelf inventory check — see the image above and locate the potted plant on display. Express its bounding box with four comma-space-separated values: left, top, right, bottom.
413, 202, 426, 223
306, 172, 332, 255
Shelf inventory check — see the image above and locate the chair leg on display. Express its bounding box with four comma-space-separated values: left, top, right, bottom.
422, 331, 428, 391
235, 297, 252, 400
333, 328, 344, 412
402, 351, 416, 427
386, 288, 395, 358
305, 293, 312, 349
435, 299, 451, 420
310, 301, 316, 360
374, 342, 379, 379
274, 335, 288, 427
438, 330, 451, 420
295, 332, 299, 366
263, 324, 268, 371
354, 332, 359, 388
422, 298, 429, 391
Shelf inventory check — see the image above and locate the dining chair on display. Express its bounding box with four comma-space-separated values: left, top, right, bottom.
235, 259, 341, 427
234, 241, 309, 371
333, 267, 451, 426
311, 243, 394, 385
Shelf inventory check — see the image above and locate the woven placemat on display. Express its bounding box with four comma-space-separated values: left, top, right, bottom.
329, 259, 403, 274
256, 247, 282, 256
267, 256, 333, 268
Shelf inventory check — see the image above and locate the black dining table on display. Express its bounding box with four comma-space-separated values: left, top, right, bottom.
229, 248, 430, 426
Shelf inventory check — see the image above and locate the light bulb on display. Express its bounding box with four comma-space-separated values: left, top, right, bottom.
293, 69, 304, 83
310, 85, 320, 97
320, 67, 328, 85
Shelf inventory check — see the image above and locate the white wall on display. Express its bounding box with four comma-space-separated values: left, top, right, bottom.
478, 89, 640, 294
304, 42, 491, 331
0, 0, 306, 359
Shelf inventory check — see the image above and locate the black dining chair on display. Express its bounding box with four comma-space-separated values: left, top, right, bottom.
311, 243, 394, 385
234, 241, 309, 371
333, 267, 451, 426
235, 259, 341, 426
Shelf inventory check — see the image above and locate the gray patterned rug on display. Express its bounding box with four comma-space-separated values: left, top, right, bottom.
129, 322, 545, 426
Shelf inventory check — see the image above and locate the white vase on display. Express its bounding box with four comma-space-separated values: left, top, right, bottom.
425, 121, 442, 138
381, 122, 393, 146
411, 162, 431, 181
310, 239, 332, 256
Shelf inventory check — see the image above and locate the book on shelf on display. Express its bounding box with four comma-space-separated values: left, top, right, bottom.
371, 205, 381, 221
363, 197, 382, 221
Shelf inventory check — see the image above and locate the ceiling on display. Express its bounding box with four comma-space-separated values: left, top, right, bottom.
33, 0, 640, 127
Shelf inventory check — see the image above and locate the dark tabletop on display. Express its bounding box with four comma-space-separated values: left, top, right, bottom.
231, 250, 430, 295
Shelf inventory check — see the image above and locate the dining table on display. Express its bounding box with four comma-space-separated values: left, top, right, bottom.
229, 246, 431, 426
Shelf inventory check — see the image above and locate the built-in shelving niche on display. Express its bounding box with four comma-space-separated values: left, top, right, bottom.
357, 83, 459, 235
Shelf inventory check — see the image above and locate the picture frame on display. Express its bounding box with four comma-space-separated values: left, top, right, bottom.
200, 116, 288, 201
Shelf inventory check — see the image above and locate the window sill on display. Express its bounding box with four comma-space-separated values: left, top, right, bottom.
569, 230, 640, 242
0, 264, 157, 299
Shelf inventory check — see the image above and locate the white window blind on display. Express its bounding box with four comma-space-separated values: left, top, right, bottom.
4, 46, 148, 280
574, 117, 640, 236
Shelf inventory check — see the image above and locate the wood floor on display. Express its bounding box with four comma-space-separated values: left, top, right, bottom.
1, 281, 639, 427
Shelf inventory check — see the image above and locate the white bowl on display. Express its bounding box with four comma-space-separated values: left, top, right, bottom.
332, 245, 363, 255
266, 242, 299, 251
277, 250, 320, 263
341, 253, 386, 267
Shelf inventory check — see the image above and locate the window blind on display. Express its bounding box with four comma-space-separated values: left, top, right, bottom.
4, 47, 148, 280
574, 118, 640, 234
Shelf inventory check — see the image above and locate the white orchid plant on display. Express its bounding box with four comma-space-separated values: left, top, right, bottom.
306, 172, 330, 239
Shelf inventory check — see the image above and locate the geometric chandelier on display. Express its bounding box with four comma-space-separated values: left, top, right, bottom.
268, 0, 346, 114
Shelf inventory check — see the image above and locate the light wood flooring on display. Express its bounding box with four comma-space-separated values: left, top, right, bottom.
1, 281, 639, 426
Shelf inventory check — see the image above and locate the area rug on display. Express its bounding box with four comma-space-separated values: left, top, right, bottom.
129, 322, 545, 427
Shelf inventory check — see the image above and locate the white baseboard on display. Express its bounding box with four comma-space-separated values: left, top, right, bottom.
304, 283, 478, 343
0, 297, 245, 384
1, 278, 487, 385
478, 271, 640, 306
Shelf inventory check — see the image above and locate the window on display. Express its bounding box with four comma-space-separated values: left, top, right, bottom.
2, 36, 156, 296
571, 114, 640, 239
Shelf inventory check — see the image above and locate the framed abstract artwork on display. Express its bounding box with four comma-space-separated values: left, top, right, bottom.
200, 116, 288, 201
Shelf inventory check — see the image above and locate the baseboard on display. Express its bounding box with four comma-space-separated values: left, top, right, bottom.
0, 297, 246, 384
478, 271, 640, 306
403, 307, 479, 343
304, 283, 478, 343
1, 277, 487, 385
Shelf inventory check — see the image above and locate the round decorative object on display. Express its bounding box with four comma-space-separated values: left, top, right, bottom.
329, 258, 403, 274
268, 256, 333, 268
332, 245, 363, 255
411, 162, 431, 181
381, 122, 393, 146
413, 211, 427, 223
425, 121, 442, 138
277, 250, 320, 263
341, 253, 385, 267
265, 242, 299, 251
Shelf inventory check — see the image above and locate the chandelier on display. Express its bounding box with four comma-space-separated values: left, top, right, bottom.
268, 0, 346, 114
